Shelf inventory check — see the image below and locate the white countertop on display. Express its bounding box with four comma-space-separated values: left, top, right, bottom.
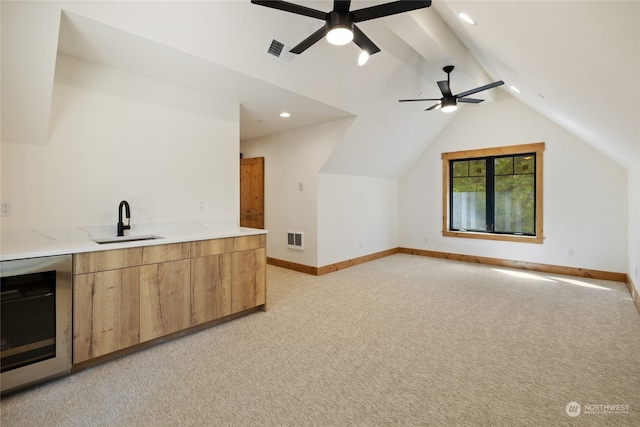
0, 220, 267, 261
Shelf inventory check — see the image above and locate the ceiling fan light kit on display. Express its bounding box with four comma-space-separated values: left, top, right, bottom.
441, 98, 457, 113
326, 11, 354, 45
326, 27, 353, 45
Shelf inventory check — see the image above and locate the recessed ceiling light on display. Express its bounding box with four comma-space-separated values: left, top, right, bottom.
510, 86, 522, 94
458, 12, 476, 25
280, 112, 290, 118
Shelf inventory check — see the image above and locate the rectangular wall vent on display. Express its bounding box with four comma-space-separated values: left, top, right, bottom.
287, 231, 304, 250
264, 36, 295, 65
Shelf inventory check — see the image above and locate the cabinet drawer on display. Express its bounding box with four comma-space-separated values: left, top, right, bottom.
233, 234, 266, 252
74, 248, 143, 274
141, 242, 190, 265
74, 243, 190, 274
191, 237, 234, 258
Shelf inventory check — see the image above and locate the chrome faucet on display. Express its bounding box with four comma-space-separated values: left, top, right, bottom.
117, 200, 131, 237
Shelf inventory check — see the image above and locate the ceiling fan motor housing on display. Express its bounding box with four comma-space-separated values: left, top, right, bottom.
328, 11, 354, 31
441, 97, 457, 112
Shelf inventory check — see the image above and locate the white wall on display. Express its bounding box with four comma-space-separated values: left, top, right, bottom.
400, 96, 628, 273
629, 160, 640, 289
241, 118, 400, 268
241, 119, 351, 267
318, 173, 399, 267
0, 55, 239, 232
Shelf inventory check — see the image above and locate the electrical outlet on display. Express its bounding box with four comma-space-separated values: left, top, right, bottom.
567, 248, 574, 257
1, 201, 11, 217
198, 201, 205, 211
424, 236, 429, 243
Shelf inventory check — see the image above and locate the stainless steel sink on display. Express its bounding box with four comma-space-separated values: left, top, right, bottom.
92, 235, 164, 244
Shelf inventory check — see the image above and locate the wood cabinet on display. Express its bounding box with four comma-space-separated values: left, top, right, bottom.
72, 234, 266, 364
190, 234, 266, 322
73, 243, 190, 364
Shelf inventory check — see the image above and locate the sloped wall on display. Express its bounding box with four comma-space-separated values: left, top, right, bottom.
400, 97, 628, 273
0, 55, 239, 232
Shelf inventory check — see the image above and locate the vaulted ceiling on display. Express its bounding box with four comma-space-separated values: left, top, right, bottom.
2, 1, 638, 175
429, 0, 639, 169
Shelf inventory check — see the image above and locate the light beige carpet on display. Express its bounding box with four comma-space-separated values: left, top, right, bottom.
1, 254, 639, 426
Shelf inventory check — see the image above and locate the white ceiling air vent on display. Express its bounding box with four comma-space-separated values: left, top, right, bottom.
264, 36, 295, 65
287, 231, 304, 250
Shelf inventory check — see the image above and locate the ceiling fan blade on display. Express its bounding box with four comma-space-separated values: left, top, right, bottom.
351, 0, 432, 23
458, 97, 484, 104
426, 103, 441, 111
334, 0, 351, 13
437, 80, 453, 97
398, 98, 441, 102
455, 80, 504, 99
251, 0, 326, 20
289, 25, 327, 54
352, 25, 381, 55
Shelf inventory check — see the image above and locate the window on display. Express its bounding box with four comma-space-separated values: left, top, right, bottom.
442, 143, 544, 244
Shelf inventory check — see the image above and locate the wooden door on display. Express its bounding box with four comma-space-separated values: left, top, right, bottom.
240, 157, 264, 229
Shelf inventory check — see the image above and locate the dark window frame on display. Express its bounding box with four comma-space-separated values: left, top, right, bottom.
442, 143, 545, 244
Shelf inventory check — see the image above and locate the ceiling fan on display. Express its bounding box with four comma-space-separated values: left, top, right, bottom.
251, 0, 432, 59
399, 65, 505, 112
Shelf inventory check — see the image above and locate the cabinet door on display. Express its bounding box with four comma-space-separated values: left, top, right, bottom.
139, 259, 191, 342
73, 267, 140, 363
231, 248, 266, 314
191, 253, 232, 325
